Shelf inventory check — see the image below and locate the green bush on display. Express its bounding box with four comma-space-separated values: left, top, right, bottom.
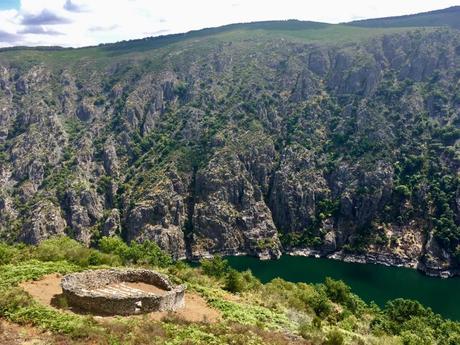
395, 185, 411, 198
323, 329, 344, 345
200, 256, 230, 278
223, 269, 261, 293
225, 269, 245, 293
33, 237, 120, 267
239, 269, 262, 291
0, 243, 20, 265
385, 299, 430, 325
98, 236, 172, 267
324, 278, 351, 304
401, 331, 425, 345
311, 293, 333, 318
99, 236, 129, 256
0, 287, 32, 315
128, 240, 173, 267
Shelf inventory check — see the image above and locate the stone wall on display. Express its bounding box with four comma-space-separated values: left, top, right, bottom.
61, 269, 185, 315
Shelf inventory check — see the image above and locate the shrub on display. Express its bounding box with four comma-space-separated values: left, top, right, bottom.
225, 269, 245, 293
33, 237, 119, 267
0, 243, 20, 265
324, 278, 351, 305
0, 287, 32, 315
129, 241, 173, 267
239, 269, 262, 291
200, 256, 230, 278
400, 331, 425, 345
98, 236, 172, 267
298, 320, 313, 339
223, 269, 261, 294
384, 299, 429, 325
99, 236, 129, 256
311, 294, 333, 318
395, 185, 411, 198
324, 328, 344, 345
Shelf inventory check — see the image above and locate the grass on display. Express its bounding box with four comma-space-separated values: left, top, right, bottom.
0, 22, 437, 71
0, 260, 79, 289
0, 239, 301, 344
0, 260, 101, 338
1, 238, 460, 344
347, 6, 460, 29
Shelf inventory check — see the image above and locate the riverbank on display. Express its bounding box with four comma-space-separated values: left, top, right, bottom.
188, 246, 459, 278
225, 254, 460, 320
285, 248, 460, 279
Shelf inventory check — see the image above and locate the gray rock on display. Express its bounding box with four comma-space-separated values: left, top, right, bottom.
21, 201, 67, 244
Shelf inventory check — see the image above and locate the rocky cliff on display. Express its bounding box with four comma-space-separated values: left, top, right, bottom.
0, 22, 459, 275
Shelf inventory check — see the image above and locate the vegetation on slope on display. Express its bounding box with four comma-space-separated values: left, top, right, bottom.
347, 6, 460, 29
1, 237, 460, 344
0, 20, 458, 274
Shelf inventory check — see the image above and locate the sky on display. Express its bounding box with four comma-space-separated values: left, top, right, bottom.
0, 0, 459, 48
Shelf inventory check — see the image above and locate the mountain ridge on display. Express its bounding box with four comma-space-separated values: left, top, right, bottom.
1, 5, 459, 52
347, 5, 460, 29
0, 7, 458, 277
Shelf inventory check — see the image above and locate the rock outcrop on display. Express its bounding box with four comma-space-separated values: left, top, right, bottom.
0, 25, 458, 276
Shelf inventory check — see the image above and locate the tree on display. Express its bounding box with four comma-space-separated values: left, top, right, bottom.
200, 256, 229, 278
224, 269, 245, 293
324, 277, 351, 304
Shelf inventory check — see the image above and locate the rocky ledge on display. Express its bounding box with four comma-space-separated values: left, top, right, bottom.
287, 248, 460, 278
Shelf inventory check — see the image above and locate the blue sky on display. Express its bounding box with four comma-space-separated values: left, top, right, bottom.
0, 0, 459, 48
0, 0, 19, 10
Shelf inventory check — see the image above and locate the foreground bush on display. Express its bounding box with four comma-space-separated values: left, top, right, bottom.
0, 243, 20, 265
200, 256, 230, 278
33, 237, 120, 267
0, 239, 460, 344
98, 236, 172, 267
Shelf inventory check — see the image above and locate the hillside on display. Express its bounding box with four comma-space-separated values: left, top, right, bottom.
347, 6, 460, 29
0, 13, 459, 278
1, 237, 460, 344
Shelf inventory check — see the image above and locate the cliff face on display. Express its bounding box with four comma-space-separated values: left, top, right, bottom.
0, 26, 459, 275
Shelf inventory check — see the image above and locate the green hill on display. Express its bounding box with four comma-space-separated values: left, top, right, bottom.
347, 6, 460, 29
0, 5, 459, 345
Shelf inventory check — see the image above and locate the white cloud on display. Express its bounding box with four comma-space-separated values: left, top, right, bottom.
0, 0, 458, 47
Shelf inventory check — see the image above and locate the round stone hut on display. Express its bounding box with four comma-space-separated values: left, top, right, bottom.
61, 269, 185, 315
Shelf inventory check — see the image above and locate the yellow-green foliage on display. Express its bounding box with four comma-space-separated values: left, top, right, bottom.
33, 237, 121, 267
0, 260, 78, 289
99, 236, 173, 267
162, 323, 264, 345
1, 240, 460, 344
0, 261, 101, 338
190, 284, 295, 331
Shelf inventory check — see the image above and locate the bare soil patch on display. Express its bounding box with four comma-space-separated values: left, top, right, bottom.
21, 274, 220, 323
0, 319, 49, 345
20, 273, 62, 307
147, 292, 220, 323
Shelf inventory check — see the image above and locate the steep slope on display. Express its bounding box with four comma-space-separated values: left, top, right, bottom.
0, 20, 459, 275
347, 6, 460, 29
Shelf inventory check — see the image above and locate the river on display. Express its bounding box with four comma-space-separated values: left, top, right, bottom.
226, 255, 460, 320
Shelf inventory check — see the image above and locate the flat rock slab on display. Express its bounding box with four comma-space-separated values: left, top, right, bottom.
90, 282, 168, 298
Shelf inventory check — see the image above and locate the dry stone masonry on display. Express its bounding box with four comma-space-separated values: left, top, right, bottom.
61, 269, 185, 315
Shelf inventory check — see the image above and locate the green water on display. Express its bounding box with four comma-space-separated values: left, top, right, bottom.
226, 255, 460, 320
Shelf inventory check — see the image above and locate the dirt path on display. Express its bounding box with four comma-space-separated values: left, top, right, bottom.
20, 273, 62, 307
0, 319, 49, 345
20, 274, 221, 323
